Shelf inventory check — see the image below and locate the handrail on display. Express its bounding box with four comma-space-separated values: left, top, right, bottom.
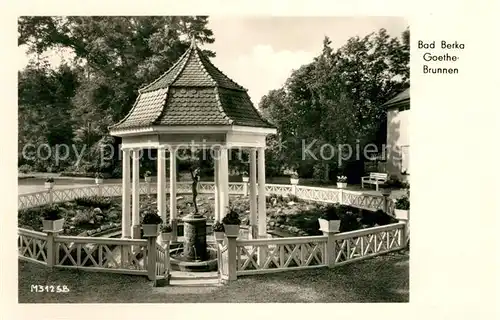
18, 228, 47, 238
54, 235, 148, 245
237, 235, 327, 246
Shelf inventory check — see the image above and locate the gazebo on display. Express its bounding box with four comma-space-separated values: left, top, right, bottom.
109, 39, 277, 242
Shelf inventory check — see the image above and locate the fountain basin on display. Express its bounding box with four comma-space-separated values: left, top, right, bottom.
169, 247, 218, 272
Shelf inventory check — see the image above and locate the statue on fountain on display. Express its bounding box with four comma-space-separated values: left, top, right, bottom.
189, 167, 201, 215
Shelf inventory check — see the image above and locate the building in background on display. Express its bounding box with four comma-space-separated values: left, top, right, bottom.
383, 88, 410, 182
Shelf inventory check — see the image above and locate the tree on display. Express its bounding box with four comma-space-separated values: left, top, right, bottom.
260, 28, 410, 180
18, 16, 216, 173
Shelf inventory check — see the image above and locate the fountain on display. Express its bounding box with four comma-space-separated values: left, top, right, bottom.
169, 166, 218, 272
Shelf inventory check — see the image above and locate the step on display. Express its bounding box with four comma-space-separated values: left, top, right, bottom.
170, 271, 219, 280
169, 278, 221, 287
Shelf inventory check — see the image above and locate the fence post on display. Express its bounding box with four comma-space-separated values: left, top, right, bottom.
290, 179, 298, 196
397, 211, 410, 247
95, 180, 102, 197
242, 177, 249, 196
226, 235, 238, 281
48, 189, 53, 205
322, 230, 338, 268
46, 231, 57, 268
146, 235, 158, 281
339, 189, 344, 205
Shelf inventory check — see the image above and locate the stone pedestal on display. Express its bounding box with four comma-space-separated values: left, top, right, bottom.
182, 214, 207, 261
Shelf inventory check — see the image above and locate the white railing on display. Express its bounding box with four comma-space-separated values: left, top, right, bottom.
296, 185, 341, 203
54, 235, 149, 275
333, 222, 406, 265
265, 184, 293, 196
235, 236, 328, 275
18, 228, 48, 265
19, 182, 393, 213
155, 243, 168, 279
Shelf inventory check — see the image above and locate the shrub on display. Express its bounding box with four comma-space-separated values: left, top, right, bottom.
290, 172, 299, 179
395, 196, 410, 210
42, 205, 62, 220
74, 196, 113, 209
160, 223, 173, 233
321, 204, 340, 220
45, 177, 55, 183
287, 193, 300, 202
73, 210, 97, 225
18, 207, 44, 229
212, 221, 225, 232
95, 172, 104, 179
19, 164, 33, 174
142, 210, 163, 224
337, 175, 347, 183
222, 206, 241, 225
144, 170, 152, 178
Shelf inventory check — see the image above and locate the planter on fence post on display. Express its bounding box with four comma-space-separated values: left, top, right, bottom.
226, 234, 238, 281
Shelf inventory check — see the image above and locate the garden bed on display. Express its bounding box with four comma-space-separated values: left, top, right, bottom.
18, 193, 398, 237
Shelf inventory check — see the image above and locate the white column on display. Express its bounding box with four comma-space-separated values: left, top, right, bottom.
157, 147, 167, 224
169, 147, 178, 241
121, 148, 131, 238
249, 148, 258, 239
131, 148, 141, 239
257, 147, 267, 236
220, 146, 229, 218
214, 148, 221, 222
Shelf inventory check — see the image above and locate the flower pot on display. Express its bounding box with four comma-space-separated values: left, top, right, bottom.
95, 178, 103, 184
337, 182, 347, 189
394, 209, 409, 221
318, 218, 341, 233
223, 224, 240, 237
161, 232, 172, 242
242, 176, 249, 183
380, 188, 391, 197
44, 182, 54, 190
144, 176, 152, 183
42, 218, 64, 232
290, 178, 299, 185
214, 231, 225, 241
143, 224, 159, 237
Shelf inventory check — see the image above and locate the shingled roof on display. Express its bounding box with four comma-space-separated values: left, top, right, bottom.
110, 40, 275, 131
382, 88, 410, 109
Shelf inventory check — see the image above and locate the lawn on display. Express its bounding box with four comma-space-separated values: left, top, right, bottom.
18, 251, 409, 303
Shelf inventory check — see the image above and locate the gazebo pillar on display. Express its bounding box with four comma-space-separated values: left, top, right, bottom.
257, 147, 267, 265
220, 146, 229, 218
169, 147, 178, 241
131, 148, 141, 239
213, 148, 221, 222
257, 147, 267, 235
157, 147, 167, 224
121, 148, 131, 238
249, 148, 258, 239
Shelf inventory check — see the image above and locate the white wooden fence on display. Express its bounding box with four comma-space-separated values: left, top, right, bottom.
18, 181, 394, 213
18, 181, 405, 284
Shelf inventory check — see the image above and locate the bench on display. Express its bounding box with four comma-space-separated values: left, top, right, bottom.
361, 172, 388, 191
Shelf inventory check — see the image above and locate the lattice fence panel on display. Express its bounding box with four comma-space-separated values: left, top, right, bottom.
237, 240, 326, 273
334, 226, 403, 265
342, 192, 385, 212
18, 233, 48, 264
265, 184, 293, 196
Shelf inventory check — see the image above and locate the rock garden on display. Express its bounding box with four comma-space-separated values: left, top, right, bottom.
18, 193, 398, 238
